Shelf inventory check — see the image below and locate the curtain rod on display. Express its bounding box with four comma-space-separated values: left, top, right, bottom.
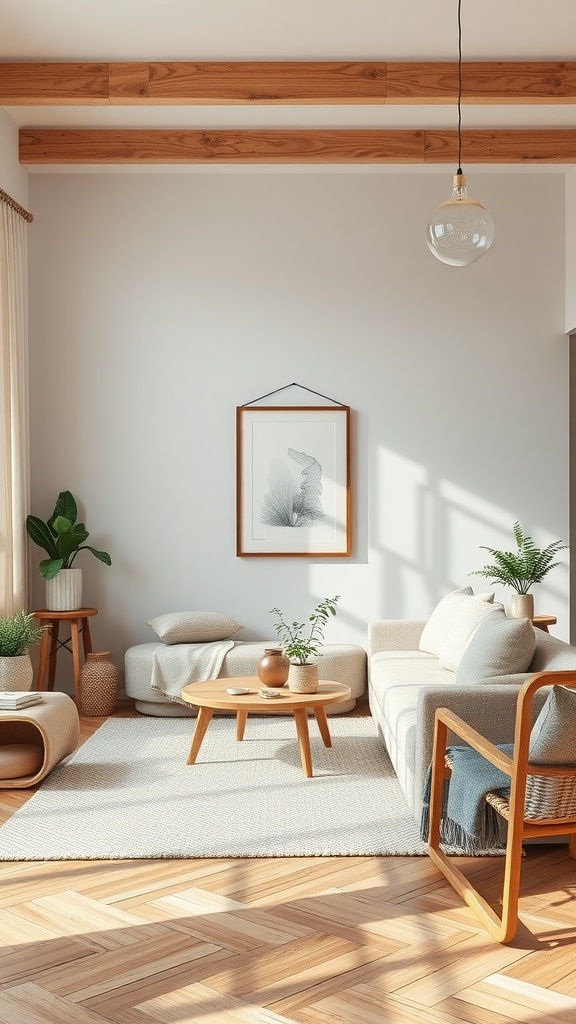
0, 187, 33, 223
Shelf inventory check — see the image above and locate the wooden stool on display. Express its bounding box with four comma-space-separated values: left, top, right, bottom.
34, 608, 98, 703
532, 615, 557, 633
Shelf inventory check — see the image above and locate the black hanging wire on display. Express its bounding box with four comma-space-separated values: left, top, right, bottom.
242, 382, 347, 407
457, 0, 463, 174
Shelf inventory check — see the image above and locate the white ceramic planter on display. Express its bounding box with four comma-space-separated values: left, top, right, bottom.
0, 653, 34, 691
46, 568, 83, 611
287, 663, 319, 693
509, 593, 534, 619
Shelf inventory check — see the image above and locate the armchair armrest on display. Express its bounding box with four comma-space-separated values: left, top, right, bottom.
434, 708, 514, 776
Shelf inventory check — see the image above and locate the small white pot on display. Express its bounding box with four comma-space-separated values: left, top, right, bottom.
0, 653, 34, 691
287, 663, 319, 694
509, 593, 534, 620
46, 568, 83, 611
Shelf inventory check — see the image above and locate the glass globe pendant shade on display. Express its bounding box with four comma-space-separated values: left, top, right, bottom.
427, 173, 495, 267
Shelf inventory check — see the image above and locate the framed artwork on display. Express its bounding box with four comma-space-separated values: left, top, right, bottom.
236, 405, 351, 557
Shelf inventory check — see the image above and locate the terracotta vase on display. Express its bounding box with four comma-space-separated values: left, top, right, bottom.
257, 648, 290, 687
509, 593, 534, 620
287, 663, 319, 694
80, 651, 118, 716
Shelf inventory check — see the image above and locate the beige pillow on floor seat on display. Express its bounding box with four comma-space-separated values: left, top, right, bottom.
147, 611, 244, 644
455, 608, 536, 685
419, 587, 495, 659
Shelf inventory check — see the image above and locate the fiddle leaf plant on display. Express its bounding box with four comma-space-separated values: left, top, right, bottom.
269, 595, 340, 665
469, 521, 566, 595
26, 490, 112, 581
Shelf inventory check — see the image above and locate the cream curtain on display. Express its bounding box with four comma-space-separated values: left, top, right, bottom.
0, 202, 29, 616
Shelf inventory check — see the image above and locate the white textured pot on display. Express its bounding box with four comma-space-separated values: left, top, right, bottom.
287, 663, 319, 694
509, 593, 534, 620
46, 568, 83, 611
0, 653, 34, 691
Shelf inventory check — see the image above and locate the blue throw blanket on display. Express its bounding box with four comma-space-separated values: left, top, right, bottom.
420, 743, 513, 854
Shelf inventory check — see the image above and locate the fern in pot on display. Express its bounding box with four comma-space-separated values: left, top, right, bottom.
0, 612, 46, 691
269, 595, 340, 693
470, 521, 567, 619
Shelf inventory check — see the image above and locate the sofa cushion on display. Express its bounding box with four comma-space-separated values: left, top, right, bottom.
455, 609, 536, 685
529, 685, 576, 765
419, 587, 494, 660
147, 611, 243, 644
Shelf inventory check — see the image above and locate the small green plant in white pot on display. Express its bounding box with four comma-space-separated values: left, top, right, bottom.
269, 595, 340, 692
470, 521, 567, 618
26, 490, 111, 611
0, 611, 46, 691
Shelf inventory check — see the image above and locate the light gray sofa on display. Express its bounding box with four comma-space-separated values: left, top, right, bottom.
368, 618, 576, 823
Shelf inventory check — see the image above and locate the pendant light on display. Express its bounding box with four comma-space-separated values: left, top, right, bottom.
426, 0, 494, 266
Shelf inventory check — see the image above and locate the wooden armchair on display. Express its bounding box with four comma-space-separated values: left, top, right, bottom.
427, 670, 576, 943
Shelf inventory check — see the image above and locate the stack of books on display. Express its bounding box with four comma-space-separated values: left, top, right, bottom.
0, 691, 43, 710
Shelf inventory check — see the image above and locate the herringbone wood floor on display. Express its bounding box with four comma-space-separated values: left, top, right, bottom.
0, 708, 575, 1024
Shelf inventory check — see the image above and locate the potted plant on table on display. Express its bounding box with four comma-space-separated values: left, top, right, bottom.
0, 611, 46, 691
26, 490, 112, 611
469, 521, 567, 619
269, 595, 340, 693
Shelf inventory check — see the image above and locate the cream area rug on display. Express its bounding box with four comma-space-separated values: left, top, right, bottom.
0, 715, 430, 860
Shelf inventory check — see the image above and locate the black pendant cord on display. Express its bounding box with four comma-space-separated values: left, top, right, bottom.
457, 0, 463, 174
242, 382, 347, 407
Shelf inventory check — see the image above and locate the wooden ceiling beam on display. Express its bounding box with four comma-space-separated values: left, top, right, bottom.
2, 61, 576, 105
19, 128, 576, 164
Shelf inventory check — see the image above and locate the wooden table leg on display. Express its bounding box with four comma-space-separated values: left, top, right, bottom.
186, 707, 214, 765
69, 618, 82, 704
236, 710, 248, 741
81, 617, 93, 657
313, 705, 332, 748
293, 708, 313, 778
47, 621, 60, 691
36, 622, 52, 691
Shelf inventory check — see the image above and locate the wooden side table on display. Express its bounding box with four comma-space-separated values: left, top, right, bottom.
34, 608, 98, 704
532, 615, 557, 633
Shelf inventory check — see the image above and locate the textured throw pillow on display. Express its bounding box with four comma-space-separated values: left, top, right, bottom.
419, 587, 494, 658
438, 598, 503, 673
147, 611, 243, 644
455, 609, 536, 685
529, 685, 576, 765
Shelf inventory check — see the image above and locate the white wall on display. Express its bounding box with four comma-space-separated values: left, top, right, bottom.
0, 108, 28, 207
27, 170, 569, 689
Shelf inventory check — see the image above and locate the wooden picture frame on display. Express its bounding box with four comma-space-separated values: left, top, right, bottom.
236, 405, 351, 557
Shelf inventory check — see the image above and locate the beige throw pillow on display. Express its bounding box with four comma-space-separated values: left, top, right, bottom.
147, 611, 243, 644
438, 598, 503, 672
455, 609, 536, 685
419, 587, 494, 658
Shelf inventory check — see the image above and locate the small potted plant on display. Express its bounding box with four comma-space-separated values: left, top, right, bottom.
26, 490, 112, 611
0, 611, 46, 690
469, 521, 567, 619
269, 595, 340, 692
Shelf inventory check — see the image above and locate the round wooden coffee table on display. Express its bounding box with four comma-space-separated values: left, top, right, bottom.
180, 677, 351, 778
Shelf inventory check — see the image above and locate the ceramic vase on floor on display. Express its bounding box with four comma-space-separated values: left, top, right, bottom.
257, 648, 290, 687
287, 663, 319, 694
80, 651, 118, 716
